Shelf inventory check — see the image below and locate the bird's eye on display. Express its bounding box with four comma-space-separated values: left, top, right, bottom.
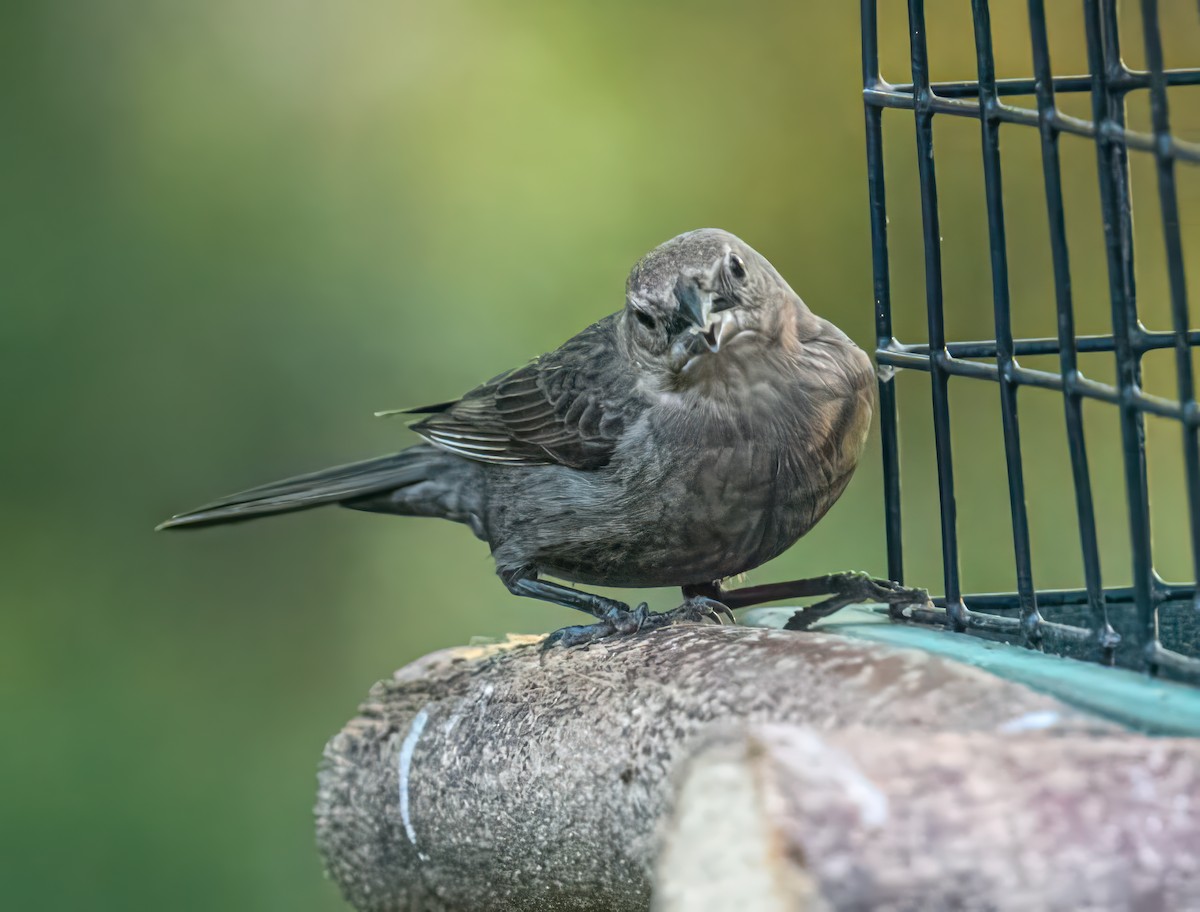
633, 309, 657, 330
728, 253, 747, 280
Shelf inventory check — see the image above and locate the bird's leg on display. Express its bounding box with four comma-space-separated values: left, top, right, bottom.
716, 571, 931, 631
500, 569, 650, 647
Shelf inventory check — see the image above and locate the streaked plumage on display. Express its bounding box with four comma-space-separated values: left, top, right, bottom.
159, 229, 877, 643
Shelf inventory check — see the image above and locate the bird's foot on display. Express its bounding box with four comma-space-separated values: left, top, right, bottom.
544, 602, 650, 648
832, 571, 930, 608
543, 595, 737, 648
784, 571, 931, 631
640, 596, 736, 631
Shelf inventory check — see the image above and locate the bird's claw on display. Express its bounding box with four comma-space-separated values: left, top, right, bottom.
641, 596, 735, 630
705, 598, 738, 625
543, 596, 735, 648
544, 602, 650, 648
833, 571, 930, 610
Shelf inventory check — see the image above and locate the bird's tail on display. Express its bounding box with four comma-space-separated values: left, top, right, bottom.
156, 446, 444, 531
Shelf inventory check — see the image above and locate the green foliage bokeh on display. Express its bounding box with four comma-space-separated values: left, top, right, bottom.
3, 1, 1198, 909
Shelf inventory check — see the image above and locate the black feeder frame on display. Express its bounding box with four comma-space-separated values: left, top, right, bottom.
862, 0, 1200, 681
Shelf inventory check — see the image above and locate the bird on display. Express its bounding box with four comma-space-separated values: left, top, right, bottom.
158, 228, 928, 645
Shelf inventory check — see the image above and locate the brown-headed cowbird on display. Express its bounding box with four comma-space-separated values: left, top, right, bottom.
159, 229, 927, 644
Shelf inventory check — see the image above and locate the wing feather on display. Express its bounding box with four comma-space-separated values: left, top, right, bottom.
408, 318, 636, 470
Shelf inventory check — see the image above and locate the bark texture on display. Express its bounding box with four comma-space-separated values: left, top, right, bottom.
657, 725, 1200, 912
316, 625, 1118, 911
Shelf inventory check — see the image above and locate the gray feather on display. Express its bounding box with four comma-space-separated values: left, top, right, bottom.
156, 449, 444, 530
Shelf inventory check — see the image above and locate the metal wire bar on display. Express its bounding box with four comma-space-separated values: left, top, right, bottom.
936, 581, 1193, 610
861, 0, 904, 585
971, 0, 1043, 645
888, 68, 1200, 98
1026, 0, 1114, 659
864, 88, 1200, 163
1149, 643, 1200, 676
906, 0, 968, 630
894, 329, 1200, 359
900, 601, 1096, 642
902, 598, 1200, 677
1138, 0, 1200, 614
859, 0, 1200, 682
874, 349, 1198, 424
1086, 0, 1158, 669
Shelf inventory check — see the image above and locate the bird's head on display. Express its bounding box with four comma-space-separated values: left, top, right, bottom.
621, 228, 815, 387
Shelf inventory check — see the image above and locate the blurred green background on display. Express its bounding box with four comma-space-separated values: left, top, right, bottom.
4, 1, 1199, 909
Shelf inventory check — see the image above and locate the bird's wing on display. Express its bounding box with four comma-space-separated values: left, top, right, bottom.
407, 319, 637, 470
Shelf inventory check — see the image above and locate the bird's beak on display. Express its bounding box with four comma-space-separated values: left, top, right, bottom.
674, 275, 711, 328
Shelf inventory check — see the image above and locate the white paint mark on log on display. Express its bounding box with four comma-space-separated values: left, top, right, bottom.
398, 707, 429, 857
998, 710, 1061, 733
836, 758, 890, 827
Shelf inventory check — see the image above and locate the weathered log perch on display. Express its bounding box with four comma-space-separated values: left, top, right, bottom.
315, 624, 1151, 911
657, 725, 1200, 912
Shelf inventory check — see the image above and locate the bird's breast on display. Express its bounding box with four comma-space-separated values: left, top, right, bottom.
620, 352, 873, 580
501, 341, 875, 589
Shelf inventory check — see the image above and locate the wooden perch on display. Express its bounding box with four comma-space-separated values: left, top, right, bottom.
316, 624, 1129, 911
657, 725, 1200, 912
